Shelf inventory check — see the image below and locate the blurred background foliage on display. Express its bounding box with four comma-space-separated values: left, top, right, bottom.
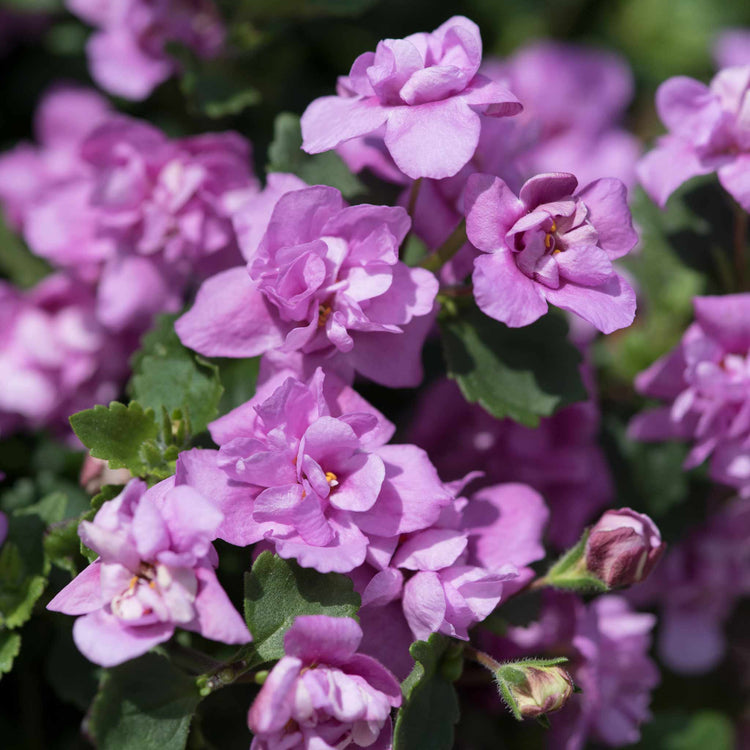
1, 0, 749, 748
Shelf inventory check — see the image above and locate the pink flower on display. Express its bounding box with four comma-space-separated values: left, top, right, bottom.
353, 482, 548, 678
485, 42, 641, 190
301, 16, 521, 180
465, 171, 637, 333
176, 368, 452, 574
637, 65, 750, 211
47, 478, 250, 667
26, 117, 257, 332
67, 0, 225, 100
489, 592, 659, 749
177, 185, 438, 388
248, 615, 401, 750
0, 274, 135, 438
408, 377, 614, 548
714, 29, 750, 70
0, 85, 111, 230
629, 294, 750, 497
630, 498, 750, 674
585, 508, 664, 588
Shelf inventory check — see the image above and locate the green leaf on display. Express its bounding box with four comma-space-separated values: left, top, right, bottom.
181, 65, 261, 119
0, 215, 51, 288
89, 653, 202, 750
394, 634, 460, 750
70, 402, 160, 477
439, 303, 586, 427
639, 711, 735, 750
243, 551, 360, 662
0, 511, 49, 628
267, 113, 364, 199
0, 630, 21, 678
214, 357, 260, 416
45, 517, 83, 575
130, 315, 224, 435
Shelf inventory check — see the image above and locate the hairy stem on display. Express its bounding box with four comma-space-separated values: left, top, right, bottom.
421, 220, 467, 273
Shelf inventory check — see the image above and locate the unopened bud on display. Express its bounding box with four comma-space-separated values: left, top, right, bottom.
585, 508, 664, 588
496, 661, 574, 720
80, 456, 131, 495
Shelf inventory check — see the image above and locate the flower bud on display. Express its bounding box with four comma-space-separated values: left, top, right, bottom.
496, 662, 574, 719
79, 456, 131, 496
585, 508, 664, 588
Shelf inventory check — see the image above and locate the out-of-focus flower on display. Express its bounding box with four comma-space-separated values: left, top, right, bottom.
0, 274, 135, 438
489, 592, 659, 749
176, 368, 451, 574
0, 511, 7, 548
353, 482, 548, 678
47, 478, 250, 667
177, 185, 438, 387
714, 29, 750, 70
484, 42, 641, 190
66, 0, 225, 100
301, 16, 521, 180
630, 498, 750, 674
0, 86, 111, 230
585, 508, 665, 588
247, 615, 401, 750
630, 294, 750, 497
25, 117, 257, 332
465, 172, 637, 333
408, 377, 613, 549
80, 456, 132, 496
638, 64, 750, 210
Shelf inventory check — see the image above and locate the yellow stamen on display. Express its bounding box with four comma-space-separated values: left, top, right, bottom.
325, 471, 339, 486
544, 234, 553, 250
549, 221, 557, 233
318, 304, 332, 328
128, 576, 138, 591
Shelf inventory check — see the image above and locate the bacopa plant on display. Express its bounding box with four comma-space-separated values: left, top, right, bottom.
0, 3, 748, 749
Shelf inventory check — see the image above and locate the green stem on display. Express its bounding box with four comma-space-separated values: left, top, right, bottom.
420, 220, 468, 273
406, 178, 422, 219
166, 641, 223, 674
463, 645, 502, 673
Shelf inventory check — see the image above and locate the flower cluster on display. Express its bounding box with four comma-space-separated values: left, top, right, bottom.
0, 86, 257, 435
0, 274, 136, 437
629, 294, 750, 498
638, 62, 750, 211
630, 497, 750, 674
408, 377, 613, 548
1, 9, 717, 750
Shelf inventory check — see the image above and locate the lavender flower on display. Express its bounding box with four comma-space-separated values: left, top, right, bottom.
47, 479, 250, 666
465, 172, 637, 333
247, 615, 401, 750
638, 64, 750, 210
630, 294, 750, 497
301, 16, 521, 180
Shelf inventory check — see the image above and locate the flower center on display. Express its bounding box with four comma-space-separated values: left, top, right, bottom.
318, 304, 332, 328
544, 221, 562, 255
325, 471, 339, 488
